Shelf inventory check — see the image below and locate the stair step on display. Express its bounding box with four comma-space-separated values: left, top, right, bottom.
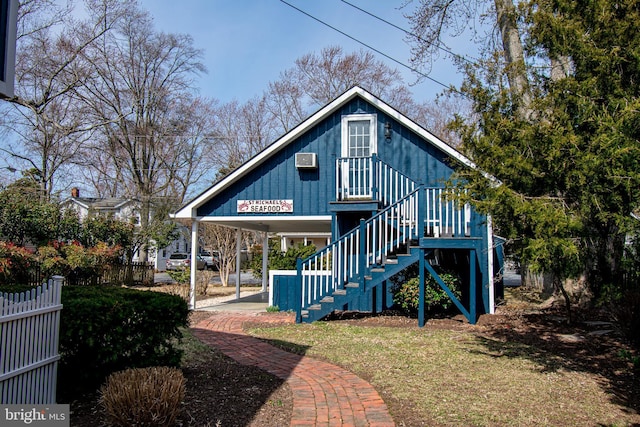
346, 282, 359, 288
320, 296, 334, 303
308, 304, 322, 311
385, 259, 398, 264
333, 289, 347, 296
371, 268, 385, 273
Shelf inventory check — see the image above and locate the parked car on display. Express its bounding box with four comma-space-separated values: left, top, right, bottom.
199, 250, 220, 270
166, 253, 206, 271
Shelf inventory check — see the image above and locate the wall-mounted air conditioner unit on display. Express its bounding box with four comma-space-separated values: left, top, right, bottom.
295, 152, 318, 169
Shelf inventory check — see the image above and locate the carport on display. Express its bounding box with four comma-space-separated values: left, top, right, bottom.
171, 213, 331, 310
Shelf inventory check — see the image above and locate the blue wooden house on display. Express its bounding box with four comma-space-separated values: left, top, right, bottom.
173, 86, 501, 325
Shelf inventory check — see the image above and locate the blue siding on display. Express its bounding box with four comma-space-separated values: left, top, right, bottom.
186, 90, 494, 324
197, 98, 461, 218
376, 113, 456, 187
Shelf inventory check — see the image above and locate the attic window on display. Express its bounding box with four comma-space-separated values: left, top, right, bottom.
341, 114, 377, 158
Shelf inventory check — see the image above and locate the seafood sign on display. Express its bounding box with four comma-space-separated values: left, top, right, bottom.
237, 199, 294, 213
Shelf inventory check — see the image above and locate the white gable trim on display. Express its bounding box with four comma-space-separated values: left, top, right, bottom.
64, 198, 90, 210
356, 90, 476, 170
113, 199, 134, 210
173, 86, 477, 220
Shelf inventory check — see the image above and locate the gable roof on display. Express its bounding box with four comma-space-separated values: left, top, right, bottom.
63, 197, 134, 211
173, 86, 477, 220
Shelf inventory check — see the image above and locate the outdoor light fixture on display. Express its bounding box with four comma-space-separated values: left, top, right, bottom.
384, 122, 392, 141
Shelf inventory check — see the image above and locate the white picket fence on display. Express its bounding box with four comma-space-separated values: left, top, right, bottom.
0, 276, 63, 404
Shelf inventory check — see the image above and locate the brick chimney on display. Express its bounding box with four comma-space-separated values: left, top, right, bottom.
71, 187, 79, 198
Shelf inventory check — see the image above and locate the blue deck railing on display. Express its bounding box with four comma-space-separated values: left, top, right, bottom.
336, 154, 416, 206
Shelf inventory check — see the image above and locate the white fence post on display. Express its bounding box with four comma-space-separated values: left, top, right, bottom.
0, 277, 63, 404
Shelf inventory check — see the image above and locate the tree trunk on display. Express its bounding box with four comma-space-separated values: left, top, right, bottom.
589, 228, 626, 298
138, 196, 151, 263
494, 0, 532, 119
550, 56, 572, 81
554, 275, 572, 324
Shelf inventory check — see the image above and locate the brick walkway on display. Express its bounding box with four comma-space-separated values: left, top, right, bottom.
192, 313, 395, 427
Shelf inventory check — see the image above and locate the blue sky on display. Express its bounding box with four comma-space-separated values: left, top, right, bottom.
137, 0, 470, 104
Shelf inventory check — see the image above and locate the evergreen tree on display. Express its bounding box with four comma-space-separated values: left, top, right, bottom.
451, 0, 640, 307
0, 173, 80, 245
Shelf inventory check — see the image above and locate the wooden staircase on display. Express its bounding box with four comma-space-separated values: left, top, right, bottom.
301, 245, 421, 322
296, 187, 421, 323
294, 156, 475, 323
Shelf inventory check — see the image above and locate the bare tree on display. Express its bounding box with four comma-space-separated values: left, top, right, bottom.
2, 0, 123, 199
411, 94, 473, 147
76, 0, 208, 260
264, 46, 417, 135
210, 99, 246, 176
265, 74, 306, 133
406, 0, 532, 117
264, 45, 450, 146
198, 223, 254, 287
211, 96, 276, 178
240, 95, 278, 159
293, 46, 410, 106
75, 145, 125, 198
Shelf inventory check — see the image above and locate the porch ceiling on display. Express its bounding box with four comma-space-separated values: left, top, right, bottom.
196, 216, 332, 234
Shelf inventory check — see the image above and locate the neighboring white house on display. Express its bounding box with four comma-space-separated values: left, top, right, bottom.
63, 187, 140, 223
277, 232, 330, 251
61, 187, 190, 271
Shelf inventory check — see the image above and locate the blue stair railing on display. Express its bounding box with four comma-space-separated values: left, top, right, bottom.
296, 189, 420, 321
295, 186, 475, 322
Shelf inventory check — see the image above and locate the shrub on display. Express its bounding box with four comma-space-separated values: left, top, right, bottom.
58, 286, 189, 399
600, 235, 640, 347
167, 268, 190, 284
163, 282, 190, 301
100, 366, 185, 427
0, 283, 36, 294
165, 269, 214, 300
250, 241, 316, 279
391, 270, 461, 314
38, 240, 122, 284
0, 241, 35, 284
601, 283, 640, 347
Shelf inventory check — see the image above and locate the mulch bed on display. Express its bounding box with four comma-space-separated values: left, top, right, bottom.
68, 311, 292, 427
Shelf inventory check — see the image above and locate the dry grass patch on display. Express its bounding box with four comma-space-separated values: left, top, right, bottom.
248, 319, 639, 426
100, 367, 185, 427
133, 271, 262, 302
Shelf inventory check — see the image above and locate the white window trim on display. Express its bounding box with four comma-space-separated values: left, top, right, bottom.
341, 114, 377, 158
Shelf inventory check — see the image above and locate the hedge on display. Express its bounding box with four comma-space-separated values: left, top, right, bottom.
58, 286, 189, 399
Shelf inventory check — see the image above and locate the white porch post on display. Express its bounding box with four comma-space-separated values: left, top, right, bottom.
189, 219, 199, 310
487, 215, 495, 314
262, 232, 268, 292
236, 228, 241, 300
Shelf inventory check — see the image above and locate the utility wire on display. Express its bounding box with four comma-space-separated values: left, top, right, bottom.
340, 0, 478, 66
279, 0, 456, 92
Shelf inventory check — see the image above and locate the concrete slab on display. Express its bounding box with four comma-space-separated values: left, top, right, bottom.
197, 291, 270, 313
